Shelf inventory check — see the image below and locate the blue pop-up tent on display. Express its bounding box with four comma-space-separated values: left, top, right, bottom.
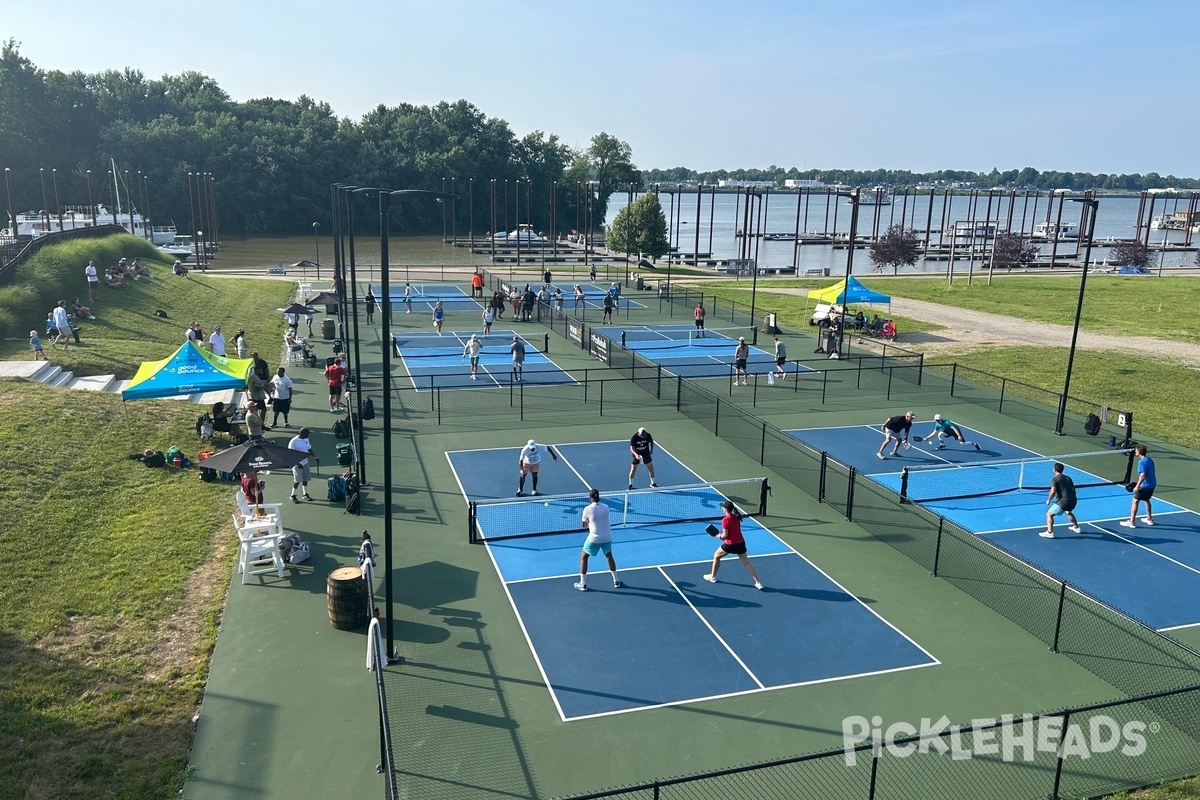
807, 276, 891, 305
122, 340, 253, 400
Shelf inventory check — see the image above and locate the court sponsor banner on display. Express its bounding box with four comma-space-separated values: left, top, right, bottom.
589, 331, 608, 363
841, 714, 1153, 766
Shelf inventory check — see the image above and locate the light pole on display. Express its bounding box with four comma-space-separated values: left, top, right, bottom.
834, 188, 861, 355
352, 186, 456, 664
1054, 197, 1099, 435
312, 221, 321, 281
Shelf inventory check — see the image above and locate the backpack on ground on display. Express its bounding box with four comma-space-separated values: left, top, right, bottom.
344, 471, 360, 514
143, 450, 166, 468
327, 473, 347, 503
336, 442, 354, 466
361, 396, 375, 421
1084, 413, 1102, 436
279, 533, 310, 565
333, 417, 351, 439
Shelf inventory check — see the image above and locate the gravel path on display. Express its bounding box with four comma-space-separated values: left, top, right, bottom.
756, 288, 1200, 367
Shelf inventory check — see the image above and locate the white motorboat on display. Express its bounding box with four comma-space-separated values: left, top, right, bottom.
1031, 220, 1079, 240
2, 204, 177, 244
492, 223, 547, 245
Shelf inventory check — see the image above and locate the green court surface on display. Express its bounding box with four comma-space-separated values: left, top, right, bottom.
184, 272, 1200, 800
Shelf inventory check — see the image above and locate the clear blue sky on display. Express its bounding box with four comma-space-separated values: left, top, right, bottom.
5, 0, 1197, 177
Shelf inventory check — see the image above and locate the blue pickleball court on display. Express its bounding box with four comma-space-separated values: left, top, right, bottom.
384, 282, 481, 312
592, 325, 812, 379
393, 330, 577, 389
787, 422, 1200, 632
447, 440, 938, 720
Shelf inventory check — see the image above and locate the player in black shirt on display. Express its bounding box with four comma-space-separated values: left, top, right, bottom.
876, 411, 914, 460
628, 427, 658, 489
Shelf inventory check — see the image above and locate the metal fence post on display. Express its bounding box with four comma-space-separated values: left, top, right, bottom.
821, 369, 829, 405
1048, 710, 1071, 800
760, 421, 767, 465
999, 377, 1007, 415
819, 452, 827, 502
599, 379, 604, 416
932, 517, 944, 576
846, 466, 856, 521
886, 367, 894, 401
714, 398, 720, 436
1050, 582, 1067, 653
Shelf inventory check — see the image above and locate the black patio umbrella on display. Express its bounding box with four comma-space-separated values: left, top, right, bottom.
197, 440, 310, 475
305, 291, 341, 307
277, 302, 316, 316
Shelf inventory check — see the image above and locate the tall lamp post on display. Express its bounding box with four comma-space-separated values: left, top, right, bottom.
1054, 197, 1099, 435
834, 188, 862, 355
312, 221, 321, 281
351, 186, 457, 664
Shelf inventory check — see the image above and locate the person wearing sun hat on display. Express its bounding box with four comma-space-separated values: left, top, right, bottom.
516, 438, 558, 497
733, 336, 750, 386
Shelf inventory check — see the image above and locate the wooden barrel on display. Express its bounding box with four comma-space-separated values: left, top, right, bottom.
327, 566, 370, 630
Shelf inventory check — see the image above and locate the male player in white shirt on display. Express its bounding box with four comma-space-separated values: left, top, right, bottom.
576, 488, 620, 591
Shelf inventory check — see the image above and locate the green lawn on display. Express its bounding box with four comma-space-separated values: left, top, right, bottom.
0, 384, 233, 799
703, 274, 1200, 342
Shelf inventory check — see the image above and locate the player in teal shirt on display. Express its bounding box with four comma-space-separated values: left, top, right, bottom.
923, 414, 981, 451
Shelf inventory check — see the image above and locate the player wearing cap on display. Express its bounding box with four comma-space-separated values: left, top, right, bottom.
510, 335, 527, 381
733, 336, 750, 386
462, 334, 483, 380
575, 488, 620, 591
432, 300, 445, 335
924, 414, 981, 451
876, 411, 915, 459
628, 427, 658, 489
516, 439, 558, 496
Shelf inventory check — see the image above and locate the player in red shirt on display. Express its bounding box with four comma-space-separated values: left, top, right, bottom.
702, 500, 763, 590
324, 359, 347, 412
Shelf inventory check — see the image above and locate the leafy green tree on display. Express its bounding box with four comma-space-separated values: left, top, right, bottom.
868, 224, 921, 274
587, 132, 639, 222
607, 192, 668, 263
991, 234, 1041, 267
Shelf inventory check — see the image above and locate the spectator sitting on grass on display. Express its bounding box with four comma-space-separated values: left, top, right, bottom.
131, 259, 152, 279
72, 297, 95, 320
105, 268, 124, 288
172, 260, 189, 276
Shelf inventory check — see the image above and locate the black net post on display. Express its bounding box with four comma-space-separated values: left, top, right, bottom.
675, 375, 682, 412
1124, 448, 1136, 484
846, 466, 857, 521
899, 467, 910, 502
758, 479, 769, 515
468, 501, 477, 544
543, 332, 549, 353
818, 452, 828, 502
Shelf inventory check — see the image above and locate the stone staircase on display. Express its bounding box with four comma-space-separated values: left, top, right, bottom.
0, 360, 243, 407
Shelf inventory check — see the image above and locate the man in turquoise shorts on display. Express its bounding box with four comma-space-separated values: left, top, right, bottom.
923, 414, 981, 451
575, 488, 620, 591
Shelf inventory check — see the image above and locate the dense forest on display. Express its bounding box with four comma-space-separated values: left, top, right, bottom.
2, 41, 1195, 237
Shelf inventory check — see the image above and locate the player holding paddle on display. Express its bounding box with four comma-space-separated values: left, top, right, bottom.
516, 438, 558, 497
574, 488, 620, 592
462, 334, 483, 381
702, 500, 763, 590
1039, 462, 1081, 539
628, 427, 658, 489
1120, 444, 1156, 528
923, 414, 982, 451
876, 411, 915, 460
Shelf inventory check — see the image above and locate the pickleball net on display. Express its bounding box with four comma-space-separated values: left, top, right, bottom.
468, 477, 769, 543
620, 327, 751, 351
899, 449, 1135, 504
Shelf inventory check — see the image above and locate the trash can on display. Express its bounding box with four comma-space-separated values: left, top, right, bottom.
321, 318, 336, 339
636, 275, 645, 291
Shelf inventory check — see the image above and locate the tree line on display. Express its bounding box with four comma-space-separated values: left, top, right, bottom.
3, 40, 1194, 239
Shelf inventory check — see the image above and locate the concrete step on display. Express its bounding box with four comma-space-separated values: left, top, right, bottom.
191, 388, 238, 406
71, 374, 115, 392
34, 365, 63, 385
0, 361, 52, 380
109, 379, 130, 394
49, 371, 75, 389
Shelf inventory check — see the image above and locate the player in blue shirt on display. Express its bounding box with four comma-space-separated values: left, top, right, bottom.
1120, 444, 1156, 528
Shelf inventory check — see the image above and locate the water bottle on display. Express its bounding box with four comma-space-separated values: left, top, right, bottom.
173, 454, 183, 469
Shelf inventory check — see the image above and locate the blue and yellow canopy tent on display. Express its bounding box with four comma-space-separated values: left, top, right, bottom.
806, 276, 891, 306
122, 340, 253, 400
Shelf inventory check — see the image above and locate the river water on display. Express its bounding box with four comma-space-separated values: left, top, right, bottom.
212, 192, 1197, 279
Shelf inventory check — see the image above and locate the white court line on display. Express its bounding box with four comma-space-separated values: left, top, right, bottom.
444, 451, 472, 506
980, 508, 1190, 536
1159, 620, 1200, 632
659, 566, 765, 689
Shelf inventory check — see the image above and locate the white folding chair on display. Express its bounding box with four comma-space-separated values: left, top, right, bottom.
286, 339, 305, 365
231, 514, 285, 584
234, 490, 283, 534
